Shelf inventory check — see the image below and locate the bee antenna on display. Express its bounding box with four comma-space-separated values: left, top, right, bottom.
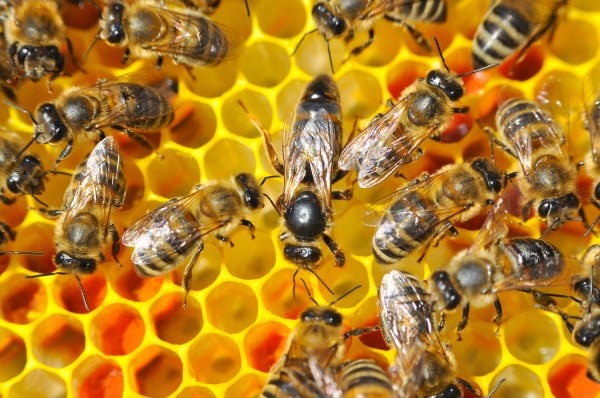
83, 32, 101, 63
0, 251, 44, 256
457, 62, 498, 78
14, 136, 37, 160
3, 100, 38, 125
260, 175, 279, 186
326, 41, 335, 74
31, 195, 49, 208
329, 284, 361, 306
86, 0, 102, 17
486, 378, 506, 398
433, 37, 449, 72
300, 277, 319, 306
263, 193, 280, 216
74, 275, 91, 312
25, 271, 69, 278
292, 28, 318, 57
243, 0, 250, 17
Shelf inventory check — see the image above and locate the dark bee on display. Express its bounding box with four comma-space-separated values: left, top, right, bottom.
494, 97, 580, 233
3, 0, 74, 83
122, 173, 264, 305
428, 199, 566, 339
378, 270, 487, 397
90, 0, 239, 69
29, 137, 125, 312
339, 41, 476, 188
369, 157, 504, 264
472, 0, 566, 69
241, 74, 350, 288
306, 0, 447, 70
583, 70, 600, 232
571, 245, 600, 309
18, 76, 174, 166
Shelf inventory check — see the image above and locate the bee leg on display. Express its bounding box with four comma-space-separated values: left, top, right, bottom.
237, 101, 284, 175
331, 189, 352, 201
453, 106, 469, 114
383, 15, 431, 52
110, 223, 122, 268
437, 311, 446, 332
456, 302, 470, 341
455, 378, 484, 397
521, 199, 534, 221
74, 275, 91, 312
53, 138, 74, 169
65, 37, 85, 74
292, 268, 299, 299
181, 242, 204, 309
322, 233, 344, 266
513, 13, 559, 69
344, 28, 374, 62
0, 221, 16, 241
492, 296, 503, 336
155, 56, 164, 70
216, 234, 234, 247
0, 192, 16, 205
240, 219, 256, 239
121, 48, 131, 65
112, 126, 160, 156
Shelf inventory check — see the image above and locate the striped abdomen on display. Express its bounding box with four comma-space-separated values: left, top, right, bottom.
472, 3, 531, 68
260, 366, 325, 398
106, 83, 174, 131
392, 0, 447, 23
372, 191, 439, 264
499, 237, 564, 282
173, 14, 229, 66
336, 359, 393, 397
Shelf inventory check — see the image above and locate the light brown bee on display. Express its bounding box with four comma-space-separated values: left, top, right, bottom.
328, 358, 394, 398
40, 136, 125, 312
305, 0, 447, 70
90, 0, 240, 69
427, 199, 566, 339
472, 0, 566, 69
369, 157, 505, 264
583, 70, 600, 231
494, 97, 581, 233
17, 75, 174, 166
3, 0, 74, 82
122, 173, 264, 305
339, 44, 474, 189
378, 270, 486, 397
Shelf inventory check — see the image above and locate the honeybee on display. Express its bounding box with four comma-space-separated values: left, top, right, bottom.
260, 365, 325, 398
378, 270, 485, 397
571, 245, 600, 310
90, 0, 239, 70
369, 157, 505, 264
305, 0, 447, 70
122, 173, 264, 305
583, 71, 600, 231
339, 43, 474, 188
0, 131, 44, 204
427, 199, 566, 339
329, 358, 394, 398
494, 97, 581, 233
241, 74, 349, 285
3, 0, 74, 83
472, 0, 566, 69
42, 137, 125, 312
571, 307, 600, 383
17, 76, 174, 166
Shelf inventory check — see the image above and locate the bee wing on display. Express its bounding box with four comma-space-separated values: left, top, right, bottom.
467, 198, 510, 254
282, 108, 336, 211
61, 137, 125, 233
339, 97, 433, 188
583, 67, 600, 158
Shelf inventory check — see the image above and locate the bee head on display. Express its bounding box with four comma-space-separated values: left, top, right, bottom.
283, 243, 322, 266
103, 2, 127, 44
426, 70, 464, 101
538, 193, 579, 218
234, 173, 263, 210
54, 251, 97, 274
35, 103, 68, 144
13, 45, 64, 81
300, 307, 342, 327
7, 155, 44, 195
284, 190, 327, 241
312, 2, 346, 39
574, 312, 600, 347
471, 157, 503, 193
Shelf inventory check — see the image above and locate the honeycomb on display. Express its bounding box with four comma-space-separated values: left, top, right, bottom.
0, 0, 599, 397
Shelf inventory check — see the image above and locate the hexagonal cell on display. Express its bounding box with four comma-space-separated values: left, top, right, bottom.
548, 354, 600, 398
222, 89, 272, 139
13, 222, 55, 275
223, 230, 275, 279
31, 314, 85, 368
503, 310, 560, 365
533, 70, 582, 126
150, 292, 203, 345
452, 320, 502, 377
130, 345, 183, 398
385, 60, 429, 99
497, 45, 545, 81
0, 273, 46, 324
205, 281, 257, 333
490, 364, 544, 398
336, 204, 376, 257
275, 79, 306, 122
121, 158, 146, 212
203, 139, 256, 181
261, 268, 314, 320
244, 321, 290, 373
147, 148, 200, 198
52, 272, 107, 314
9, 368, 67, 398
183, 60, 239, 98
550, 18, 598, 64
90, 303, 145, 356
225, 374, 265, 398
255, 0, 306, 38
114, 131, 162, 160
316, 257, 369, 307
0, 326, 26, 382
337, 69, 382, 120
176, 386, 216, 398
171, 242, 222, 292
353, 19, 403, 67
71, 355, 124, 398
168, 101, 217, 148
110, 258, 163, 303
188, 333, 241, 384
294, 31, 345, 76
240, 42, 291, 87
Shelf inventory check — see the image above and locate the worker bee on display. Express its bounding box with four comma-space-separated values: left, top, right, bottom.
494, 97, 581, 233
378, 269, 486, 397
32, 137, 125, 312
339, 41, 476, 188
89, 0, 239, 70
3, 0, 75, 83
427, 199, 566, 339
472, 0, 566, 69
15, 75, 174, 166
583, 71, 600, 232
240, 74, 350, 288
122, 173, 264, 306
304, 0, 447, 71
260, 365, 326, 398
571, 245, 600, 310
369, 157, 505, 264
